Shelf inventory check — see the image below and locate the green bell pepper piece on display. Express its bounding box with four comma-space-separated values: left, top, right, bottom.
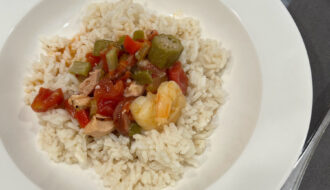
106, 48, 119, 71
69, 61, 91, 77
129, 122, 142, 137
133, 30, 145, 41
132, 70, 153, 85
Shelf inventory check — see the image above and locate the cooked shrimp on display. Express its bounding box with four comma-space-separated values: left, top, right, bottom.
130, 92, 158, 130
155, 81, 186, 126
130, 81, 186, 131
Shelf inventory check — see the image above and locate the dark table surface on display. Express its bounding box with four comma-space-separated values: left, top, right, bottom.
287, 0, 330, 189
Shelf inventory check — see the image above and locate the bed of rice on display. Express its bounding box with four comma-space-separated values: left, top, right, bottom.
24, 0, 229, 189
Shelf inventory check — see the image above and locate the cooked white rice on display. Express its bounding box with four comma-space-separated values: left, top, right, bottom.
24, 0, 229, 189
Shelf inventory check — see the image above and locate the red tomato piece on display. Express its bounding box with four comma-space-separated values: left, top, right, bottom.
74, 109, 90, 128
123, 35, 143, 54
112, 80, 125, 98
94, 78, 124, 101
168, 61, 189, 95
64, 99, 90, 128
64, 99, 75, 117
96, 98, 117, 117
86, 52, 101, 67
118, 71, 132, 84
31, 88, 64, 112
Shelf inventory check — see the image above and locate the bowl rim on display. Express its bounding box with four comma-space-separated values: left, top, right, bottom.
0, 0, 312, 190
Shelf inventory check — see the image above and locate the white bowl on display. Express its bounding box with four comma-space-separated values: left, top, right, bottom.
0, 0, 312, 189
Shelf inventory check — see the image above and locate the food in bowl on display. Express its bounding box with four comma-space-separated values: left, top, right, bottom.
31, 32, 187, 137
24, 0, 229, 189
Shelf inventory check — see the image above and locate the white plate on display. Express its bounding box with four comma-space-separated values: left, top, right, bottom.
0, 0, 312, 190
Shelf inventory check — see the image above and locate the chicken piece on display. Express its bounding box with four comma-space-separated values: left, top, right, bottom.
130, 81, 186, 131
124, 82, 145, 97
79, 69, 101, 96
68, 94, 91, 110
84, 114, 115, 138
